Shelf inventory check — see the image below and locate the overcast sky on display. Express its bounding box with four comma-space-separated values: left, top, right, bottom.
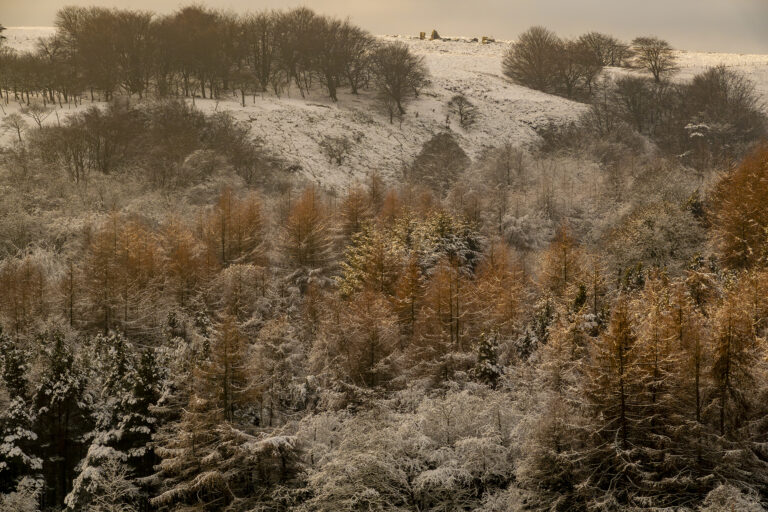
3, 0, 767, 53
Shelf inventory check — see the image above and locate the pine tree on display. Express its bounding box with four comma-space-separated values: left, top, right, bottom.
253, 316, 308, 427
34, 330, 92, 509
471, 333, 502, 388
66, 334, 161, 511
0, 331, 42, 495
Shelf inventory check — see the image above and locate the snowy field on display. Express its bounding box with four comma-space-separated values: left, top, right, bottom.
3, 27, 768, 189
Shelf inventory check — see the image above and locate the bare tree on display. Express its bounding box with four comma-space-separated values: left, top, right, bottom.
502, 26, 560, 92
90, 457, 138, 512
447, 94, 478, 129
578, 32, 632, 67
21, 101, 53, 128
632, 36, 677, 82
371, 41, 430, 123
243, 11, 279, 93
319, 135, 352, 165
1, 113, 28, 143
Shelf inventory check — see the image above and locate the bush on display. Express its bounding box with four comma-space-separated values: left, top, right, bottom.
407, 132, 469, 192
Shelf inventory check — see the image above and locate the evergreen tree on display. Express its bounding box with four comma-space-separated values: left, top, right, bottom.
471, 333, 502, 388
151, 315, 278, 510
0, 331, 42, 495
66, 333, 161, 511
33, 330, 92, 509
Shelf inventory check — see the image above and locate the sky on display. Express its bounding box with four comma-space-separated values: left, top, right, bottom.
2, 0, 767, 54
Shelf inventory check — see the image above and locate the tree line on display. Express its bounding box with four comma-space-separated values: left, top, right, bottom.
0, 6, 429, 120
501, 27, 766, 170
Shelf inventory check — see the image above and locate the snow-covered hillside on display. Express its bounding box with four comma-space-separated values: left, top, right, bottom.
3, 27, 768, 189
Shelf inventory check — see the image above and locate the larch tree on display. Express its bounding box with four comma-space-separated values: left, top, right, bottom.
152, 315, 303, 510
338, 185, 373, 244
313, 290, 399, 388
337, 222, 403, 297
581, 295, 643, 507
539, 225, 585, 304
708, 277, 768, 493
710, 145, 768, 269
282, 187, 334, 275
516, 312, 588, 511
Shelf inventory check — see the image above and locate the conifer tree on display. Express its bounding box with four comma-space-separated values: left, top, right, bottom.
539, 225, 585, 302
282, 187, 334, 276
34, 330, 92, 509
66, 333, 161, 511
0, 331, 42, 495
338, 222, 403, 297
517, 313, 587, 511
580, 295, 643, 507
471, 333, 502, 388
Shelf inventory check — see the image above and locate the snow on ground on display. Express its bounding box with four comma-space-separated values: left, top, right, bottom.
3, 28, 768, 190
2, 26, 56, 52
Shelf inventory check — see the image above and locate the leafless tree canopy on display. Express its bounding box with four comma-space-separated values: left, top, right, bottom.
631, 36, 678, 82
502, 26, 606, 100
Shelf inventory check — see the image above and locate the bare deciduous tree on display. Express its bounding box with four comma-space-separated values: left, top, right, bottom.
502, 26, 560, 92
1, 113, 28, 143
448, 94, 478, 129
632, 36, 677, 82
20, 101, 53, 128
371, 41, 430, 123
578, 32, 633, 67
319, 135, 352, 165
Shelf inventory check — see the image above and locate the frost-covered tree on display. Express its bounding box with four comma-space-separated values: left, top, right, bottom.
710, 145, 768, 269
699, 484, 767, 512
66, 333, 161, 511
150, 314, 305, 510
471, 333, 502, 388
580, 295, 644, 507
33, 330, 92, 509
539, 225, 585, 302
313, 290, 399, 388
516, 312, 587, 511
0, 332, 42, 494
406, 132, 469, 193
338, 222, 403, 297
282, 187, 334, 275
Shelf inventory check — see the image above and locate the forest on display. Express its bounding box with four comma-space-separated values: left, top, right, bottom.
1, 5, 768, 512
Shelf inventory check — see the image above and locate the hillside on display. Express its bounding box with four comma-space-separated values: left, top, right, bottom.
3, 27, 768, 189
